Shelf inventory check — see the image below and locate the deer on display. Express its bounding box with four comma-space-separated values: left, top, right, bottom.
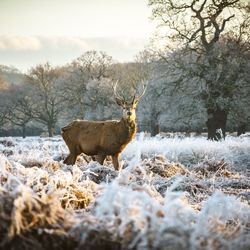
61, 82, 146, 170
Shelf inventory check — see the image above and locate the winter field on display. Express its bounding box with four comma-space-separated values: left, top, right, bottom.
0, 133, 250, 250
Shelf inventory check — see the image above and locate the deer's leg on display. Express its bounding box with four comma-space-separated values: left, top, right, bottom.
63, 146, 81, 165
112, 153, 121, 171
64, 154, 77, 165
95, 154, 106, 165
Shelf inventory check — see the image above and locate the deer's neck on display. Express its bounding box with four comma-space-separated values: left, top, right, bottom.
119, 117, 137, 143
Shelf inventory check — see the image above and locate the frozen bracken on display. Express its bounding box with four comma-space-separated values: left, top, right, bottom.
0, 134, 249, 250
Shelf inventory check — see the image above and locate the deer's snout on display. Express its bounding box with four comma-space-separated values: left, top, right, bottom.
127, 111, 132, 116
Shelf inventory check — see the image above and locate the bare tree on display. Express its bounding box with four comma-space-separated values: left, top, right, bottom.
64, 51, 114, 119
0, 80, 11, 130
5, 84, 35, 138
0, 103, 8, 129
149, 0, 250, 139
28, 63, 66, 137
74, 50, 113, 79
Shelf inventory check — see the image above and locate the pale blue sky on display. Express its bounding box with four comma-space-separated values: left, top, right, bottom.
0, 0, 155, 72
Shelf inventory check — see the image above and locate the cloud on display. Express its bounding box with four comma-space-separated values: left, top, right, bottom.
0, 35, 91, 51
44, 37, 90, 50
0, 35, 147, 55
0, 35, 149, 71
0, 35, 42, 51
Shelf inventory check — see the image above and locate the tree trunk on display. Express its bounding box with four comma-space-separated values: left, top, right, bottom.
48, 124, 55, 137
237, 123, 246, 136
22, 125, 26, 138
206, 108, 228, 141
151, 122, 160, 137
150, 111, 160, 137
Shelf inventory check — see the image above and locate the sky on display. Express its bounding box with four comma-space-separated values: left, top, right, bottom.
0, 0, 155, 72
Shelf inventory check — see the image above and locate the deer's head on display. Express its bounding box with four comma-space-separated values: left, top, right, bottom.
113, 81, 146, 122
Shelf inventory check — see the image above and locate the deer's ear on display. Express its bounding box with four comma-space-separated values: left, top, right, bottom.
115, 98, 124, 107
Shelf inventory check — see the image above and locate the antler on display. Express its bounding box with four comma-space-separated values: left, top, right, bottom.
132, 81, 147, 104
112, 81, 125, 102
113, 80, 147, 104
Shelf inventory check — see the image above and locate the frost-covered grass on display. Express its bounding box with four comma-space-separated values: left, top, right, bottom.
0, 134, 249, 250
125, 133, 250, 169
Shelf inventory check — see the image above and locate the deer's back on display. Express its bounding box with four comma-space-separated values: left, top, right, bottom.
61, 119, 124, 155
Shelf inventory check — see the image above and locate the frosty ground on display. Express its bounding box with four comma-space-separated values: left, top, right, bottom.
0, 134, 249, 250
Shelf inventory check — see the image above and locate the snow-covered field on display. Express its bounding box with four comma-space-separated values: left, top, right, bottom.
0, 134, 249, 250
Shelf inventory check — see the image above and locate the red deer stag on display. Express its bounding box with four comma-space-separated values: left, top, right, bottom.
61, 82, 146, 170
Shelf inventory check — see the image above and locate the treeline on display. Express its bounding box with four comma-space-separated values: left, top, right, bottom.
0, 45, 249, 139
1, 1, 250, 139
0, 51, 144, 137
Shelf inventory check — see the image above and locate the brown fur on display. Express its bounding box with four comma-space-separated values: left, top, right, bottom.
61, 83, 146, 170
62, 117, 137, 170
